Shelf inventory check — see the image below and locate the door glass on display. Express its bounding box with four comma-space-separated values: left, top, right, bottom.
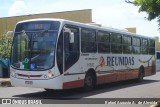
64, 26, 80, 71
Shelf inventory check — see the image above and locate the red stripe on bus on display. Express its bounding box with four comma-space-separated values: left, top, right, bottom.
97, 73, 117, 84
63, 79, 84, 89
144, 66, 154, 76
97, 70, 139, 85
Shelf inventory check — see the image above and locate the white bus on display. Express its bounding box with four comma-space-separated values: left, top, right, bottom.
10, 19, 156, 91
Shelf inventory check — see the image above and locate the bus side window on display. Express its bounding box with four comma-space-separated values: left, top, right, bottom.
141, 38, 148, 54
132, 37, 141, 54
97, 31, 110, 53
111, 33, 122, 53
149, 39, 155, 55
81, 29, 97, 53
123, 35, 132, 54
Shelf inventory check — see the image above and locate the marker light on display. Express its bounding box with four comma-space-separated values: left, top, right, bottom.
44, 75, 47, 79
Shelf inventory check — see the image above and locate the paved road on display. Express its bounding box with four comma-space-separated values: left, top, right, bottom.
0, 72, 160, 107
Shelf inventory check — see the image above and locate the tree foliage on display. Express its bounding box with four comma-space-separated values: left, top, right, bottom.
0, 32, 12, 58
126, 0, 160, 29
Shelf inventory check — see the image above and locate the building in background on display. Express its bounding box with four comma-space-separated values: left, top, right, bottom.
0, 9, 92, 34
126, 27, 136, 33
0, 9, 160, 51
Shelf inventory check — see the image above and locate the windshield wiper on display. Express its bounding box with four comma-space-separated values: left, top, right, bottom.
33, 30, 49, 39
22, 30, 30, 41
38, 30, 49, 37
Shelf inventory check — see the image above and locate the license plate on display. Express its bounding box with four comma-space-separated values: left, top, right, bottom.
25, 81, 33, 85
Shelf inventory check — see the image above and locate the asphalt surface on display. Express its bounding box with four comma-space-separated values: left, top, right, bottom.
0, 72, 160, 107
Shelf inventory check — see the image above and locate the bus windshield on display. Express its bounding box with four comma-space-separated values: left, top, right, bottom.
11, 21, 60, 70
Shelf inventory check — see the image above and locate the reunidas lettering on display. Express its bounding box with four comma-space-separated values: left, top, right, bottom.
106, 56, 134, 66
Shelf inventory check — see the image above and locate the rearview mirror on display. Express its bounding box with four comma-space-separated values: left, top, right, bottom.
5, 31, 13, 49
69, 32, 74, 43
64, 27, 74, 43
5, 31, 13, 38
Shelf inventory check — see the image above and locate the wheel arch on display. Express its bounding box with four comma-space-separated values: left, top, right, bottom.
139, 65, 145, 75
85, 68, 97, 81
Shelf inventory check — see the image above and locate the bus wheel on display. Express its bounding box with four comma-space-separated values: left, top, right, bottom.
137, 67, 144, 82
83, 73, 95, 92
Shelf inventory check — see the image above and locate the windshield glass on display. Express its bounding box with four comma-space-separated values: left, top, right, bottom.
11, 21, 60, 70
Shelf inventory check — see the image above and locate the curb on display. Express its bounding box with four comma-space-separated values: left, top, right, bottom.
0, 79, 12, 87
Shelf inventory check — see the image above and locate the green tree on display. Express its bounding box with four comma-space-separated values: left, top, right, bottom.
125, 0, 160, 29
0, 32, 12, 58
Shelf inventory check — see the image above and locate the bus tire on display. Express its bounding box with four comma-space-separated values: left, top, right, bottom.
83, 72, 96, 92
137, 66, 144, 82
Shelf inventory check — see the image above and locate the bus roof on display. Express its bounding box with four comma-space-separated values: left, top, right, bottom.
17, 18, 155, 40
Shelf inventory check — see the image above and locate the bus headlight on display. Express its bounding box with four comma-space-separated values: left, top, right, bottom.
11, 72, 16, 77
47, 70, 54, 78
10, 68, 16, 78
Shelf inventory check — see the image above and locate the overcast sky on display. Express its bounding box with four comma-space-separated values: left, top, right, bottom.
0, 0, 159, 37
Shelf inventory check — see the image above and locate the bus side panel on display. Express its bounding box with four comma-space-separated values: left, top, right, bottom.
116, 70, 138, 81
140, 55, 156, 77
96, 54, 139, 84
102, 73, 117, 84
124, 70, 139, 80
144, 67, 152, 76
116, 72, 127, 81
96, 70, 139, 85
63, 79, 84, 89
62, 59, 85, 89
97, 73, 117, 84
144, 65, 156, 76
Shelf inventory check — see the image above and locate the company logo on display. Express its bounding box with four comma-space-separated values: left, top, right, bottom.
99, 56, 106, 67
99, 56, 135, 67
